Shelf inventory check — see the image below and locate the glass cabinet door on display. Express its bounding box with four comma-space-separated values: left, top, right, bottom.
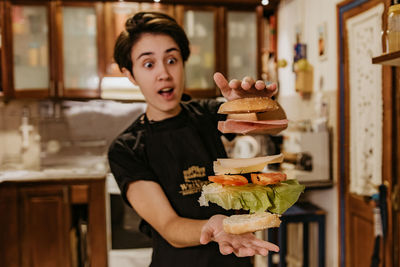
61, 5, 99, 97
182, 7, 217, 97
227, 11, 258, 80
0, 1, 4, 95
11, 5, 50, 96
103, 2, 174, 76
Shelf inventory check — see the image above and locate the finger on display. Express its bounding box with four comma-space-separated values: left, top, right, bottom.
214, 72, 230, 93
230, 238, 241, 249
200, 226, 213, 245
241, 77, 255, 90
228, 79, 241, 90
250, 238, 280, 252
234, 247, 256, 257
254, 80, 266, 90
255, 248, 269, 256
219, 242, 234, 255
266, 82, 278, 92
239, 240, 252, 248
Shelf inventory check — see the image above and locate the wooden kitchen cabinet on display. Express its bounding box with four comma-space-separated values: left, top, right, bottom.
3, 0, 104, 99
175, 5, 222, 98
19, 185, 72, 267
103, 2, 175, 77
175, 5, 267, 98
1, 0, 278, 100
101, 1, 276, 99
0, 178, 107, 267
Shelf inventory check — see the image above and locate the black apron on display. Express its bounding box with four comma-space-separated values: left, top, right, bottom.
141, 106, 251, 267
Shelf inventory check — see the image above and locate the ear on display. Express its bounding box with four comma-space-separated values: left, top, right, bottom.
122, 68, 137, 85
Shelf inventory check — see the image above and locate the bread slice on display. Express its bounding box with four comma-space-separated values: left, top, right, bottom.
223, 212, 281, 234
227, 102, 287, 121
218, 97, 279, 114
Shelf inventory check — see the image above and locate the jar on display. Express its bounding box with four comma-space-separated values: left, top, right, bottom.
387, 4, 400, 52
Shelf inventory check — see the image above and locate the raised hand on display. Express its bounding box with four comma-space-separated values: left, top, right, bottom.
214, 72, 277, 101
200, 214, 279, 257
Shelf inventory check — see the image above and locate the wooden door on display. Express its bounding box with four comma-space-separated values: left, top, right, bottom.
19, 185, 71, 267
338, 0, 394, 266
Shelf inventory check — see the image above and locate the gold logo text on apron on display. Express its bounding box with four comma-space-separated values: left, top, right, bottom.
180, 166, 209, 196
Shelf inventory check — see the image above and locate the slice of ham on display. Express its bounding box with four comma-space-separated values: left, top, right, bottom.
218, 119, 288, 135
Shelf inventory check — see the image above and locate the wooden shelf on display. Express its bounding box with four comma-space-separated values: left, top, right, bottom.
372, 50, 400, 66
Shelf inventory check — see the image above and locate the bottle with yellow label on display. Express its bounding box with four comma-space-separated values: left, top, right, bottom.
388, 4, 400, 52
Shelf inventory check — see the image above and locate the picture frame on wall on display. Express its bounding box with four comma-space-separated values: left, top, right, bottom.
318, 22, 327, 61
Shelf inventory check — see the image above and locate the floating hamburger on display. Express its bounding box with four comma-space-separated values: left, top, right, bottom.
217, 97, 289, 135
199, 97, 304, 234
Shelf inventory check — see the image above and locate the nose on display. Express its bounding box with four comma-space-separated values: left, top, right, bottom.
157, 63, 171, 81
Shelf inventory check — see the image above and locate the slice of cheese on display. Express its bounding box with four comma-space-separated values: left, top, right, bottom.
213, 153, 284, 175
214, 162, 267, 175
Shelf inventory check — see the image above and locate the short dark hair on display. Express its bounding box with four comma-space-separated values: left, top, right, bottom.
114, 12, 190, 76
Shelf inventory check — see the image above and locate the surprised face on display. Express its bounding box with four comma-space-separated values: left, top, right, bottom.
125, 33, 185, 121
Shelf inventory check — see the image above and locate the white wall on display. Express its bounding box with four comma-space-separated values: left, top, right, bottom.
278, 0, 340, 96
277, 0, 344, 267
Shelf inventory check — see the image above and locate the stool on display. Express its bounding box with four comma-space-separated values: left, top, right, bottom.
267, 202, 326, 267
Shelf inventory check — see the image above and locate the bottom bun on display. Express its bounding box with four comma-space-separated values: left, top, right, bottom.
223, 212, 281, 235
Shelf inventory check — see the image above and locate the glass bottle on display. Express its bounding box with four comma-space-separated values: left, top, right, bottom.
387, 4, 400, 52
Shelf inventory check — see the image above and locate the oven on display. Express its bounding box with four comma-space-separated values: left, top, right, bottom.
106, 174, 153, 267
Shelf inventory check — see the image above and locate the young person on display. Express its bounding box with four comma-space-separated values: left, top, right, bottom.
108, 12, 279, 267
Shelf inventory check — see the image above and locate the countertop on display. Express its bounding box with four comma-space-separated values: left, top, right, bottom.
0, 168, 107, 183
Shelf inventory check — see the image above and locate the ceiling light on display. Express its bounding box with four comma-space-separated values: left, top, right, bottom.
261, 0, 269, 5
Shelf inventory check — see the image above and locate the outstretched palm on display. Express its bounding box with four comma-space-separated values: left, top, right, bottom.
200, 214, 279, 257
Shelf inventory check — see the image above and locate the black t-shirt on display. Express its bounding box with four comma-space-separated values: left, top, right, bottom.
108, 99, 251, 267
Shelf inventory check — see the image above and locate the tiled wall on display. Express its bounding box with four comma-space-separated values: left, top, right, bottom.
0, 99, 146, 170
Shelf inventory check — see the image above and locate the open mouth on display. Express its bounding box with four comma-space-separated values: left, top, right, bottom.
158, 87, 174, 98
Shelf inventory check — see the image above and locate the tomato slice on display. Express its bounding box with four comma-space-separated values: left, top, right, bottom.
250, 172, 287, 185
208, 175, 248, 186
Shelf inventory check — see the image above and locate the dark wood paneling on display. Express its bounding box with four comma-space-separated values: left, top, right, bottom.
88, 179, 107, 267
0, 184, 19, 267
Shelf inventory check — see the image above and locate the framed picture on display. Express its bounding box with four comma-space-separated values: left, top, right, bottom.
317, 22, 327, 61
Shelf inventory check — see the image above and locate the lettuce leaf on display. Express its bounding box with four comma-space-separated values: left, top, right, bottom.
199, 179, 305, 214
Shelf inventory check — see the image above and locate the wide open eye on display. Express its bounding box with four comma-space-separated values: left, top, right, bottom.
144, 61, 154, 68
166, 57, 177, 65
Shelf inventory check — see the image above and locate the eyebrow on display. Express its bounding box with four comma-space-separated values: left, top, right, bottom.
136, 47, 180, 61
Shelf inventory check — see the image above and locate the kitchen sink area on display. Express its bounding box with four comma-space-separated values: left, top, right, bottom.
0, 99, 147, 267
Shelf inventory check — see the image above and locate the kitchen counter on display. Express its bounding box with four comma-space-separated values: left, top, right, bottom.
0, 168, 107, 183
